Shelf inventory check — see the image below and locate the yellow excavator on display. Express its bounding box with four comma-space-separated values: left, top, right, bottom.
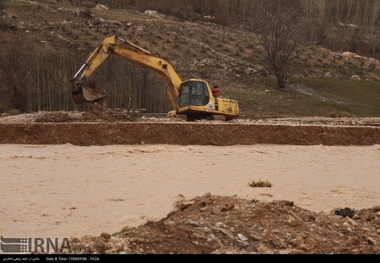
70, 35, 239, 121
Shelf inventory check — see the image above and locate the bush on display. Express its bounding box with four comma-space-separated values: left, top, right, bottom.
79, 7, 93, 19
249, 180, 273, 188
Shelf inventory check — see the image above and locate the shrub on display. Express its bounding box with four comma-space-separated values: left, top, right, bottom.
249, 180, 273, 188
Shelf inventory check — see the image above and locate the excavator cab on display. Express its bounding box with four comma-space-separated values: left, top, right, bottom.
179, 80, 210, 108
178, 79, 239, 121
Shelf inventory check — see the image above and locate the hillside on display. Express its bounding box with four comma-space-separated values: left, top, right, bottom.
1, 0, 379, 117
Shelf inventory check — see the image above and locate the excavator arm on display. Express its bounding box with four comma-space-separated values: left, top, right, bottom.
71, 35, 182, 113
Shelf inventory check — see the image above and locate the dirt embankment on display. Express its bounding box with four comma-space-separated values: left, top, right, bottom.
1, 122, 380, 146
0, 111, 380, 146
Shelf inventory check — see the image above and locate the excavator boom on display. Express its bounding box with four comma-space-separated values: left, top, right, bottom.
71, 36, 181, 110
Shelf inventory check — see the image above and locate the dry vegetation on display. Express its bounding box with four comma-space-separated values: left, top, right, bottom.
249, 180, 273, 188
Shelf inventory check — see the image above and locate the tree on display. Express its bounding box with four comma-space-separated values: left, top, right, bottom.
252, 0, 308, 88
0, 37, 30, 112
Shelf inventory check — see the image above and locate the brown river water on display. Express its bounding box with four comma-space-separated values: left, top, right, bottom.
1, 144, 379, 239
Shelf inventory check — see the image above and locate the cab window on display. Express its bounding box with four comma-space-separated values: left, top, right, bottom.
179, 81, 209, 107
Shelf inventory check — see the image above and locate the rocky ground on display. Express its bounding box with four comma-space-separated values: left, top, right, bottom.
1, 111, 380, 254
56, 194, 380, 254
2, 109, 380, 126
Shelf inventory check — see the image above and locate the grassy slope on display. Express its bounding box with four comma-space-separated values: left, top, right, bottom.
1, 1, 380, 117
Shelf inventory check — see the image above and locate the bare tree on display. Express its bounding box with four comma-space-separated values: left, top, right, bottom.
301, 0, 331, 46
252, 0, 309, 88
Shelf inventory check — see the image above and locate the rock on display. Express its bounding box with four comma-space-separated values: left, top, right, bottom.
95, 4, 109, 10
187, 220, 200, 227
81, 235, 98, 244
144, 10, 164, 19
70, 238, 80, 243
200, 193, 212, 207
218, 228, 234, 239
359, 210, 376, 221
245, 67, 257, 74
324, 72, 333, 78
178, 201, 194, 210
303, 214, 316, 222
215, 222, 224, 228
334, 207, 355, 218
93, 240, 107, 254
352, 214, 360, 220
287, 217, 302, 227
350, 75, 361, 80
299, 244, 308, 251
100, 233, 111, 240
166, 210, 176, 218
304, 237, 318, 248
277, 200, 294, 207
345, 236, 360, 246
212, 207, 221, 215
371, 206, 380, 212
256, 244, 270, 253
221, 203, 234, 212
345, 217, 359, 226
249, 234, 262, 241
342, 51, 356, 58
342, 223, 352, 233
367, 237, 376, 245
237, 234, 247, 242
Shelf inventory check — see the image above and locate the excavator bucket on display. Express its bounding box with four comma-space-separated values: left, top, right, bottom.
72, 86, 107, 104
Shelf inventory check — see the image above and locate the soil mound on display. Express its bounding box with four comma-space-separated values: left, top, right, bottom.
33, 109, 134, 123
67, 194, 380, 254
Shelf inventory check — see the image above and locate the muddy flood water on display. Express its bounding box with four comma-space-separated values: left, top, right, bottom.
1, 144, 379, 239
